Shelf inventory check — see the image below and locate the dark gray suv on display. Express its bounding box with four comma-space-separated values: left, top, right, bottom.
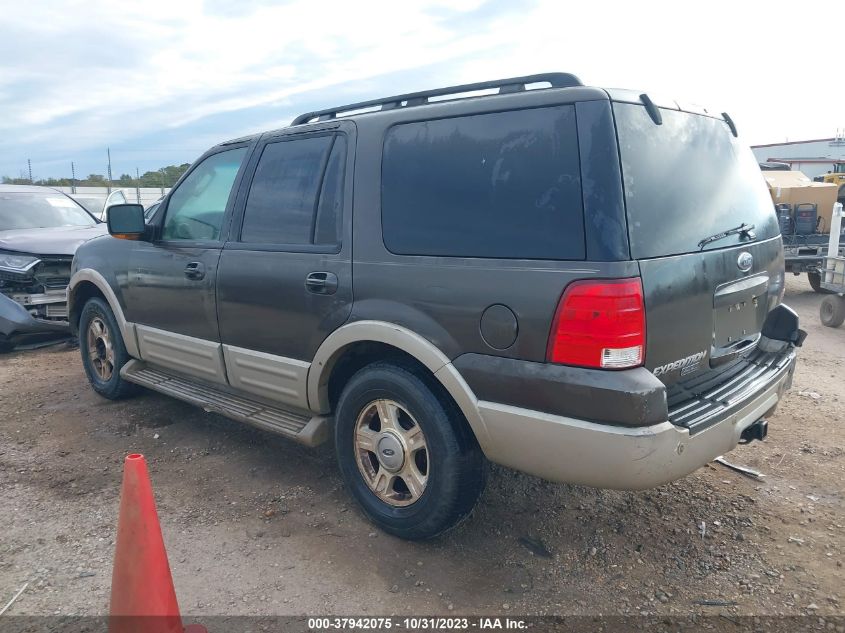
68, 73, 804, 539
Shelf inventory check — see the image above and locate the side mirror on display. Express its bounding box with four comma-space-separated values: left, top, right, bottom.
106, 204, 146, 240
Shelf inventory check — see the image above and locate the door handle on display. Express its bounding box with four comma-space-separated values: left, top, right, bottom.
184, 261, 206, 280
305, 271, 338, 295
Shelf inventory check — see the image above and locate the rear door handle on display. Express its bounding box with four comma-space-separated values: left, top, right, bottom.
184, 261, 205, 280
305, 271, 338, 295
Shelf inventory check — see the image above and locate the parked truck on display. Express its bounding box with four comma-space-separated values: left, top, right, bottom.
763, 170, 845, 292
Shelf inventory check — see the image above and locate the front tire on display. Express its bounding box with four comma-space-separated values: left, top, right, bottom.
79, 297, 138, 399
334, 361, 485, 540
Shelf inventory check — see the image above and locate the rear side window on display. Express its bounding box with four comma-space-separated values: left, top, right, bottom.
382, 106, 584, 259
240, 134, 345, 247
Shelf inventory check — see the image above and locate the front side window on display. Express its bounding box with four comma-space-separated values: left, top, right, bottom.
240, 134, 345, 247
162, 147, 247, 241
381, 106, 584, 260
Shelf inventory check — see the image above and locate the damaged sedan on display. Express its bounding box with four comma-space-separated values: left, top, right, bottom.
0, 185, 107, 351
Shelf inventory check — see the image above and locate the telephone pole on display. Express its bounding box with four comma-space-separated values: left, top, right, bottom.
27, 159, 33, 184
107, 148, 113, 193
135, 167, 141, 204
71, 161, 77, 193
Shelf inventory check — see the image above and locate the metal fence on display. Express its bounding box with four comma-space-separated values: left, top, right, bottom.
53, 186, 171, 208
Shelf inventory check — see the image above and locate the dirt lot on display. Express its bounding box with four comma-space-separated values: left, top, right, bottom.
0, 276, 842, 620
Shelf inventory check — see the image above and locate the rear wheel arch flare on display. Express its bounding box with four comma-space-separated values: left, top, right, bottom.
308, 321, 491, 451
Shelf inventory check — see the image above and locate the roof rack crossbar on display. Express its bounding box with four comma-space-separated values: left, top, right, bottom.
291, 72, 582, 125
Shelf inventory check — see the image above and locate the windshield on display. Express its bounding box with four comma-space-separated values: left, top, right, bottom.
0, 192, 97, 230
614, 103, 779, 259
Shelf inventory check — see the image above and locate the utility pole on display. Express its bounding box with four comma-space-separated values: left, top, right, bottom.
71, 161, 77, 193
27, 159, 33, 184
107, 148, 113, 193
135, 167, 141, 204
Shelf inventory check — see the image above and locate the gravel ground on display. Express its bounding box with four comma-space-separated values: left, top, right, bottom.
0, 276, 842, 620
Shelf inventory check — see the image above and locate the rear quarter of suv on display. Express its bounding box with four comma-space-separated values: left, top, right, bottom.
68, 73, 803, 539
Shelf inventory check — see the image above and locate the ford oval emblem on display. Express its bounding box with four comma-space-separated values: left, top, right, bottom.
382, 448, 395, 457
737, 252, 753, 272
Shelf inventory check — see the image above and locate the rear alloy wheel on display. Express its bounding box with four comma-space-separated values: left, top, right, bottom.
354, 399, 429, 507
820, 295, 845, 328
335, 361, 485, 540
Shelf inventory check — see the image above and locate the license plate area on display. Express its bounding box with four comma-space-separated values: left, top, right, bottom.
712, 275, 769, 362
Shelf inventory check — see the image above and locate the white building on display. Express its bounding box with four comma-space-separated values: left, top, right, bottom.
752, 135, 845, 179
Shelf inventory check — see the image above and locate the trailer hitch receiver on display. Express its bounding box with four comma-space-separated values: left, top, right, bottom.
740, 419, 768, 444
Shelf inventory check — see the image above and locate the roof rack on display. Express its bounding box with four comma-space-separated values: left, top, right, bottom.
291, 72, 583, 126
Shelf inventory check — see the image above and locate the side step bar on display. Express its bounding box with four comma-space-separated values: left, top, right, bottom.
121, 360, 330, 446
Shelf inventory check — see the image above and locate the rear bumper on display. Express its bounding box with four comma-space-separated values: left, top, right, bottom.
0, 292, 69, 346
477, 350, 795, 489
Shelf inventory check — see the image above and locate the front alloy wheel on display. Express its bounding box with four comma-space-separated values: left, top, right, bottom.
87, 316, 115, 381
355, 399, 429, 507
79, 297, 137, 400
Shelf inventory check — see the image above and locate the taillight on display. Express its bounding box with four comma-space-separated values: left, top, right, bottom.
546, 278, 645, 369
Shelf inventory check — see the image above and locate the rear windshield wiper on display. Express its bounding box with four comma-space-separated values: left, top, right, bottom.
698, 223, 756, 250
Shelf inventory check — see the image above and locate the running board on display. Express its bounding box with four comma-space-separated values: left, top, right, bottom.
120, 360, 330, 446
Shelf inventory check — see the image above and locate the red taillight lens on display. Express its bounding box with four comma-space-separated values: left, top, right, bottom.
546, 278, 645, 369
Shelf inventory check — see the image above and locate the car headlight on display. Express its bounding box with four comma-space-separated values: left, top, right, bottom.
0, 252, 41, 274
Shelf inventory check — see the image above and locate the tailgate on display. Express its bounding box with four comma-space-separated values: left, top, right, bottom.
639, 237, 784, 387
613, 99, 784, 387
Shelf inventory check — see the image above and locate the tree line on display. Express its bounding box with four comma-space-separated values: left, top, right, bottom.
2, 163, 191, 188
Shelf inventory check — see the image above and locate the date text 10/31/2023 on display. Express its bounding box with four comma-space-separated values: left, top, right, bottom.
308, 616, 528, 630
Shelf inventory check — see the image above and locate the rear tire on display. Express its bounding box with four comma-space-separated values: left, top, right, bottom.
334, 361, 485, 540
808, 271, 831, 294
820, 295, 845, 328
79, 297, 138, 399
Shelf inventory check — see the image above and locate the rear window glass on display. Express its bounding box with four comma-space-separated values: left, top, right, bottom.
614, 103, 779, 259
381, 106, 584, 260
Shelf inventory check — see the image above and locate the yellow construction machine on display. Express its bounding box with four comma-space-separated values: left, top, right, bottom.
814, 162, 845, 205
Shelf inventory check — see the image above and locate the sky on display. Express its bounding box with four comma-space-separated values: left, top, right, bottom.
1, 0, 843, 180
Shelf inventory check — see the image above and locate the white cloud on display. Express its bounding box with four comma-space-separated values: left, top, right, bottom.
1, 0, 842, 177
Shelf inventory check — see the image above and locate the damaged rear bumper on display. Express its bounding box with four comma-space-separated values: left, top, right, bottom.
476, 350, 795, 489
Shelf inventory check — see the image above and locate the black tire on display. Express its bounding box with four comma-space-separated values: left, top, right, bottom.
807, 271, 831, 294
79, 297, 138, 399
820, 295, 845, 328
334, 361, 485, 540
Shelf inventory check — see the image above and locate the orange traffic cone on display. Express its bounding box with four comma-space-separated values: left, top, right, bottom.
109, 453, 205, 633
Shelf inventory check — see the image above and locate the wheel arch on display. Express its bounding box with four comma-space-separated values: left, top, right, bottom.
308, 321, 492, 452
68, 269, 140, 357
